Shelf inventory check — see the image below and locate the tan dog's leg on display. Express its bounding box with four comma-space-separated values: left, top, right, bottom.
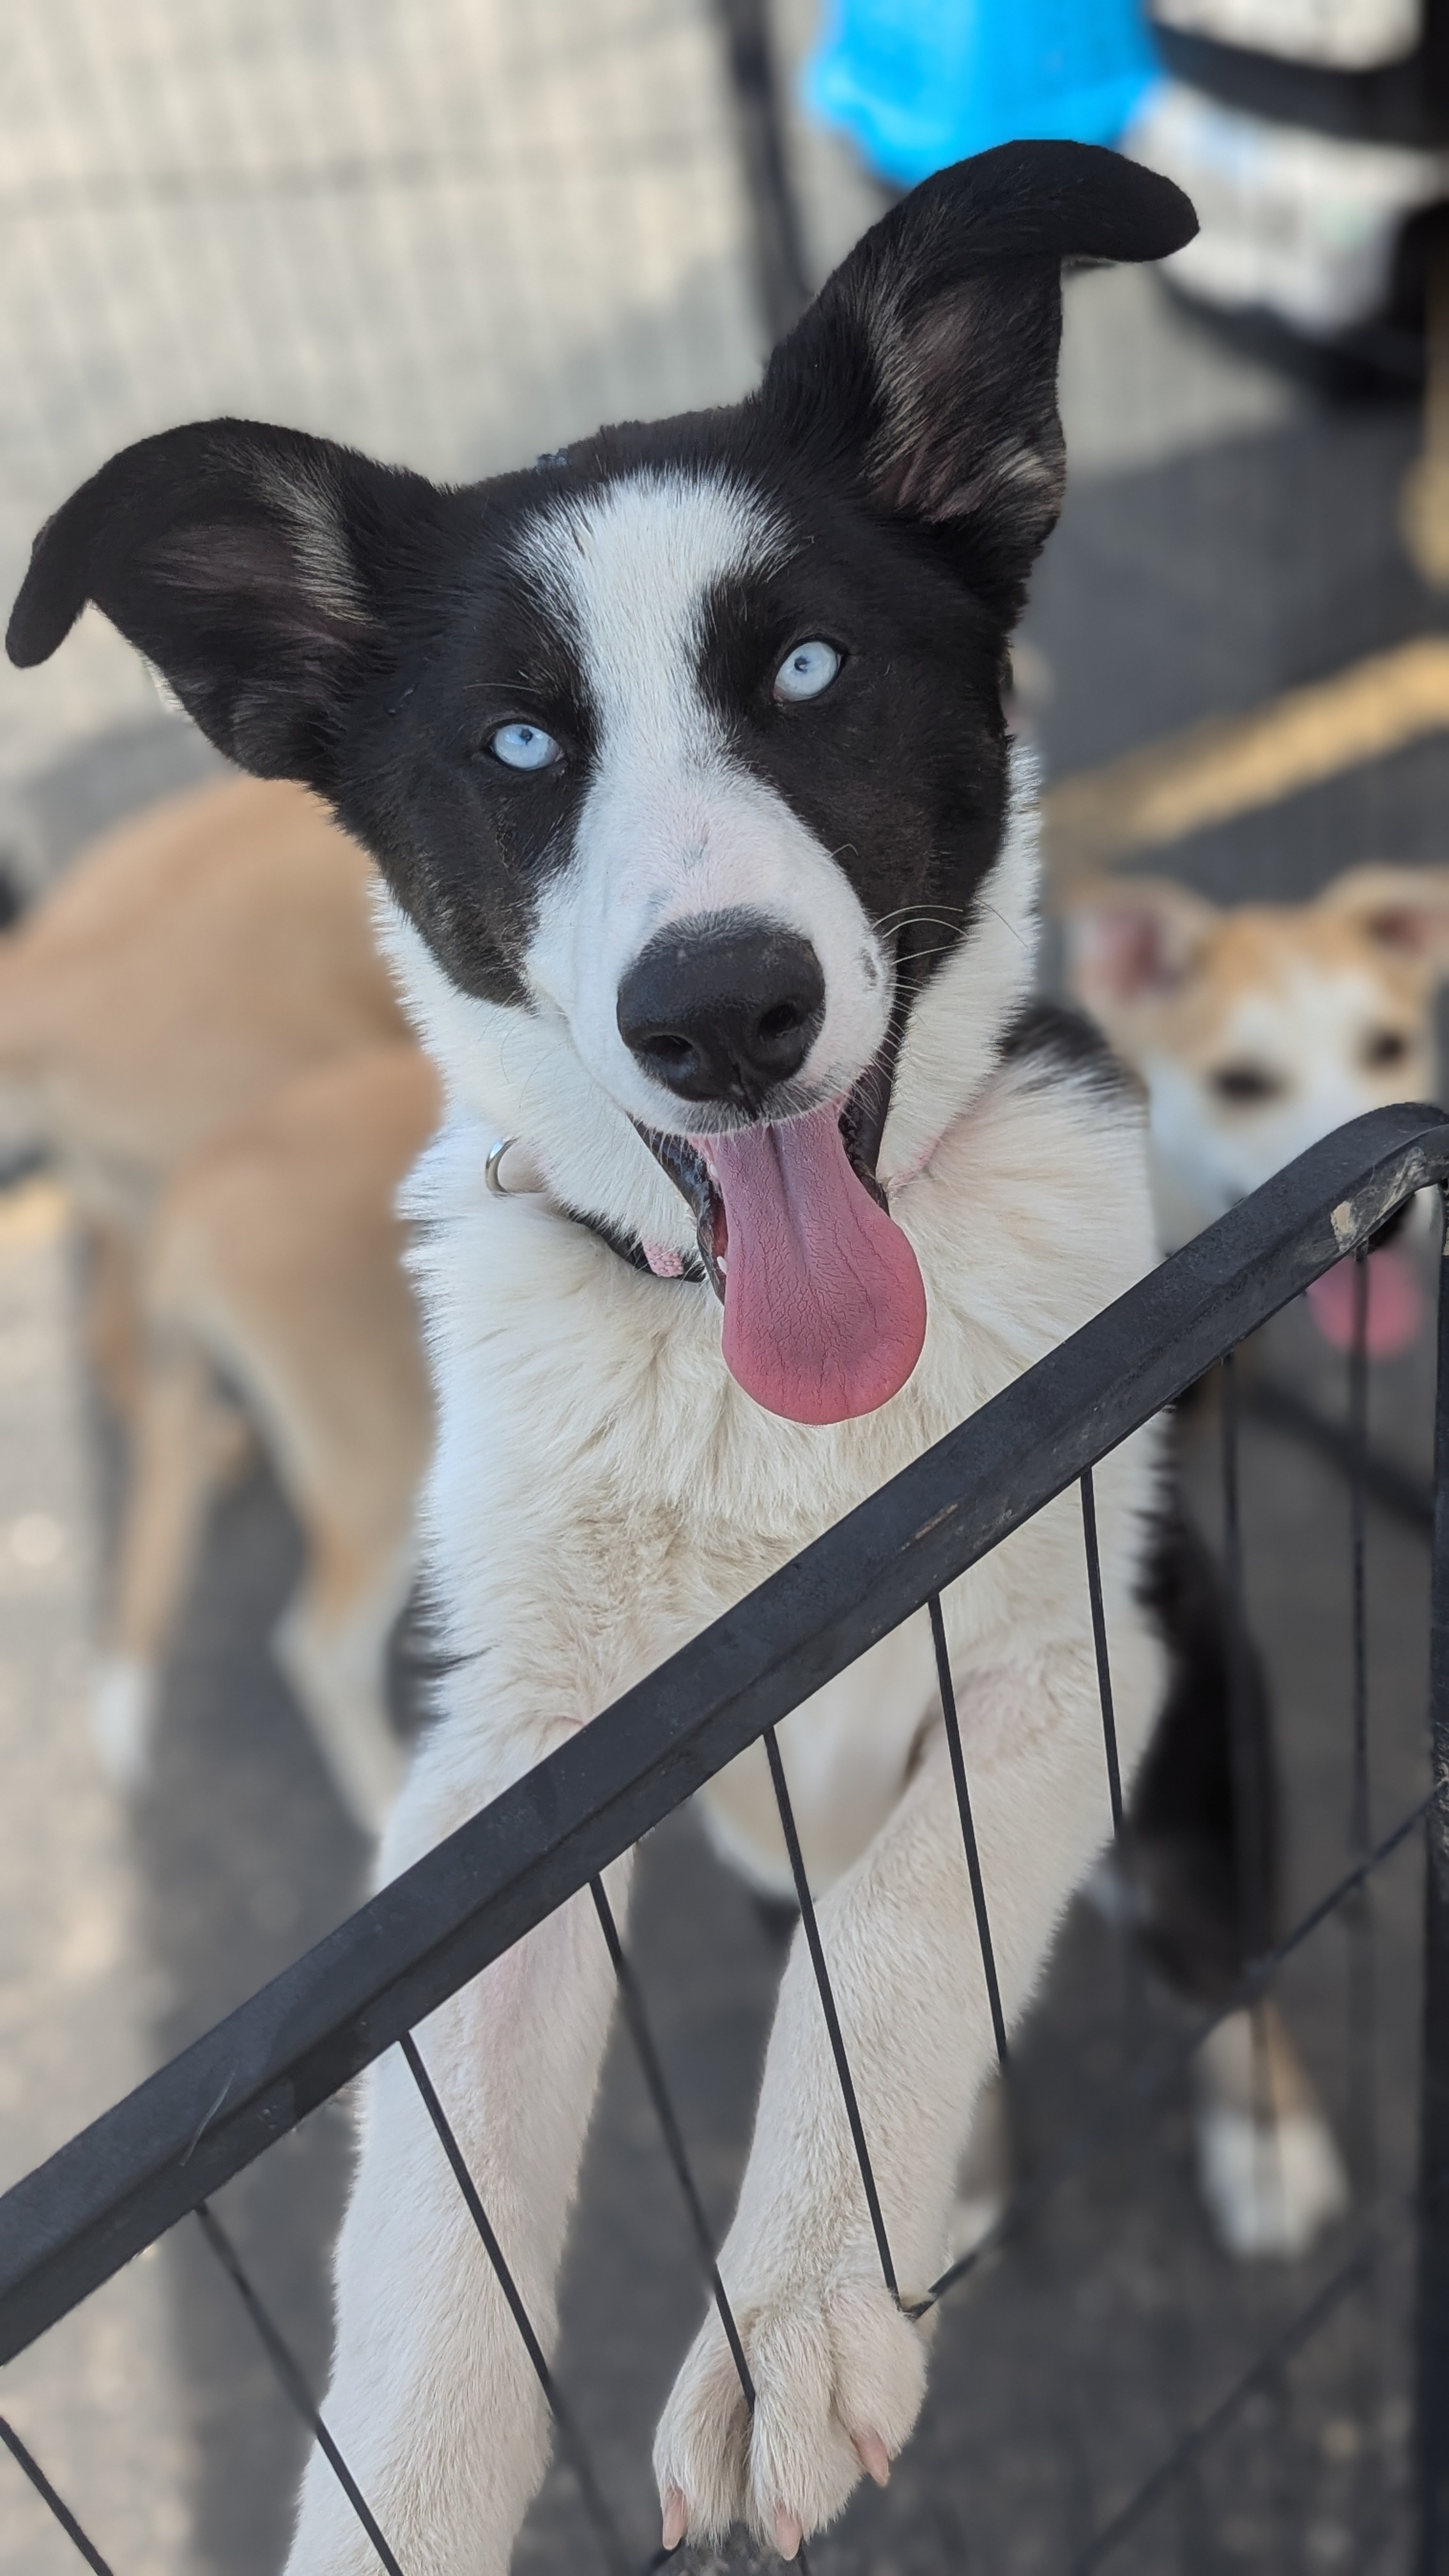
144, 1045, 437, 1836
78, 1213, 146, 1423
272, 1525, 411, 1835
90, 1335, 221, 1786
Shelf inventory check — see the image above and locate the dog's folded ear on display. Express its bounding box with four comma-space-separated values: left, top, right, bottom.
760, 141, 1196, 613
6, 420, 441, 790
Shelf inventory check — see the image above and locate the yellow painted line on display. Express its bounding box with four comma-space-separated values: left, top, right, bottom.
1043, 632, 1449, 877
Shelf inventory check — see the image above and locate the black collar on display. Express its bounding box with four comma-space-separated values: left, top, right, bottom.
564, 1204, 708, 1285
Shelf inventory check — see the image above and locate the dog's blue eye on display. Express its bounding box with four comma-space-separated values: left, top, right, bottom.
489, 721, 562, 771
774, 640, 841, 705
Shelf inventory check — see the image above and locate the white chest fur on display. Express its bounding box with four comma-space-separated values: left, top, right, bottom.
401, 1033, 1164, 1897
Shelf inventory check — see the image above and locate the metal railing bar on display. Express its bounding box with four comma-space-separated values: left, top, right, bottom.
1220, 1346, 1296, 2429
1220, 1352, 1288, 2361
1062, 1494, 1176, 2534
1078, 1472, 1149, 2063
1078, 1473, 1125, 1844
1350, 1250, 1373, 1859
1346, 1252, 1377, 2201
1414, 1181, 1449, 2572
926, 1593, 1009, 2073
1245, 1372, 1432, 1537
1066, 2225, 1384, 2573
712, 0, 812, 342
3, 1107, 1445, 2367
194, 2202, 404, 2576
398, 2033, 629, 2576
911, 1774, 1439, 2319
1219, 1353, 1271, 1970
1343, 1255, 1383, 2557
0, 2416, 114, 2576
762, 1724, 900, 2302
586, 1876, 756, 2411
1080, 1463, 1200, 2531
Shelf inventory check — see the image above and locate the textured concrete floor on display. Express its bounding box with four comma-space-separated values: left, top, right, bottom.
0, 1184, 192, 2576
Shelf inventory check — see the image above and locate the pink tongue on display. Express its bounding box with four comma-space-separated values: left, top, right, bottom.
1306, 1245, 1424, 1359
698, 1103, 927, 1424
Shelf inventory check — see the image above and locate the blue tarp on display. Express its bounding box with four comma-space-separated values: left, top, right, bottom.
804, 0, 1160, 188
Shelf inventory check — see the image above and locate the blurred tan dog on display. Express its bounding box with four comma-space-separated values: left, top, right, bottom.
1056, 859, 1449, 2260
105, 1042, 438, 1830
0, 772, 409, 1383
0, 774, 434, 1828
1062, 862, 1449, 1356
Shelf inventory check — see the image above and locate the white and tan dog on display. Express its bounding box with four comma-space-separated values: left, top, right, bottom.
1063, 861, 1449, 1353
1057, 858, 1449, 2262
9, 144, 1202, 2566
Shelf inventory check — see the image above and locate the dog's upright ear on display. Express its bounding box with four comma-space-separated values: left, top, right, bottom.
760, 141, 1195, 613
1317, 864, 1449, 983
1062, 875, 1218, 1030
6, 420, 443, 792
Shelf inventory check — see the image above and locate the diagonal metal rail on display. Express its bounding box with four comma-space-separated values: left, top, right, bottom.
2, 1102, 1446, 2370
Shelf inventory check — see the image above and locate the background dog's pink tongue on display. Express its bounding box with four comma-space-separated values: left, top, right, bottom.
1305, 1245, 1423, 1359
702, 1105, 926, 1423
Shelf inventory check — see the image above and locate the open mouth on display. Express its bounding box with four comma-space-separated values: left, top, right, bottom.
640, 1051, 893, 1300
1304, 1204, 1424, 1361
636, 1041, 928, 1427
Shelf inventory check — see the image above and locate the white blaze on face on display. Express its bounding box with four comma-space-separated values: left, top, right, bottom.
517, 470, 891, 1131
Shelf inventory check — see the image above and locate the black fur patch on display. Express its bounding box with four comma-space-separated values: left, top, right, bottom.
1128, 1508, 1278, 2006
998, 997, 1138, 1101
6, 144, 1194, 1023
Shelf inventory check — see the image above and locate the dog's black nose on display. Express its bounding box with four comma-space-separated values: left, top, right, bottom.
617, 913, 825, 1108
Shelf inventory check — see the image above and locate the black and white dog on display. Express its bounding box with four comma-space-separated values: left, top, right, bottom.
12, 143, 1322, 2571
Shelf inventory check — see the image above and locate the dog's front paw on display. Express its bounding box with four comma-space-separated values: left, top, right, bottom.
654, 2273, 927, 2558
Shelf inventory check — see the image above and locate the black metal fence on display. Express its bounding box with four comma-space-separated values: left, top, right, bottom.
1, 1100, 1447, 2573
0, 0, 815, 823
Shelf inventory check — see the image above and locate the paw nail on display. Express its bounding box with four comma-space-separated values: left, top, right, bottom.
854, 2429, 891, 2487
774, 2508, 803, 2561
661, 2488, 687, 2551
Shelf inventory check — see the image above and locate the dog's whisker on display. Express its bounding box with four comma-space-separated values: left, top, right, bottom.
873, 903, 967, 931
978, 901, 1030, 953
